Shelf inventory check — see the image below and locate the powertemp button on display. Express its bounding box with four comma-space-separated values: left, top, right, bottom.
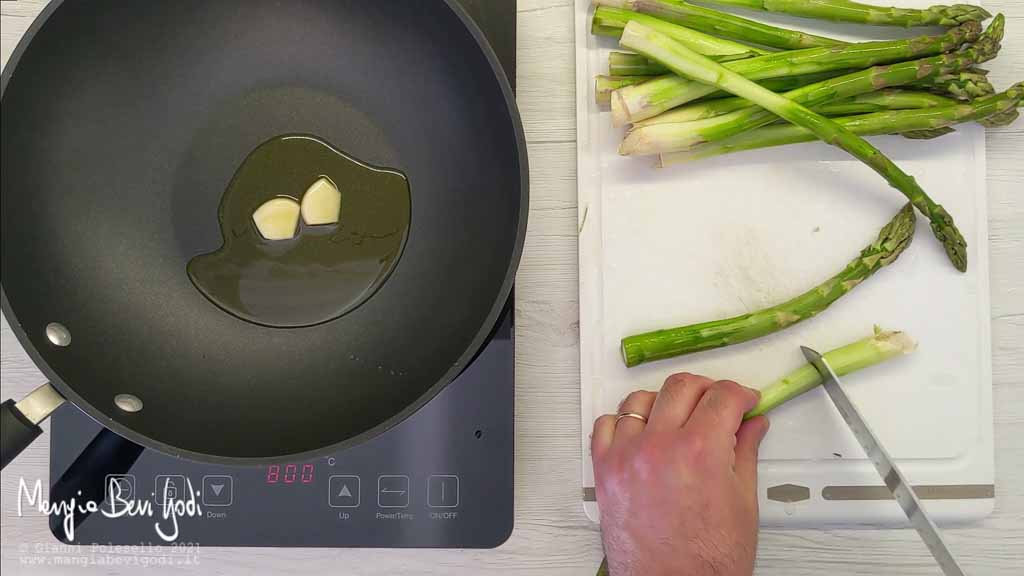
378, 475, 410, 508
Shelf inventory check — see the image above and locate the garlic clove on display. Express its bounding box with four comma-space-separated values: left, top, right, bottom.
301, 177, 342, 226
252, 197, 301, 241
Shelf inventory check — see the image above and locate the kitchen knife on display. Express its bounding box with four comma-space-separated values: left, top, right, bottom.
800, 346, 966, 576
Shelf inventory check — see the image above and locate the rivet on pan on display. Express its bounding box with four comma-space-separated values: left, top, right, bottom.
45, 323, 72, 347
114, 394, 144, 413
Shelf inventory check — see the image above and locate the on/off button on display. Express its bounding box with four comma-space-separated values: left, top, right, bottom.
428, 475, 459, 508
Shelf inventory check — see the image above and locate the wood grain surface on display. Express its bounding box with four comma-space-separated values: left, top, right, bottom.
2, 1, 1022, 574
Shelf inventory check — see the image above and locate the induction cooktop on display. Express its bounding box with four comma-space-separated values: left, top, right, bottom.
47, 0, 517, 549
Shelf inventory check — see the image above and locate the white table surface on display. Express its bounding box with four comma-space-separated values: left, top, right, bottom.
2, 1, 1022, 574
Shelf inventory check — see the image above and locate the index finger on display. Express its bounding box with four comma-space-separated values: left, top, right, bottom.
682, 380, 760, 439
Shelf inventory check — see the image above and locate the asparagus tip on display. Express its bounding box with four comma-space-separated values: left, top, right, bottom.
928, 205, 969, 273
902, 127, 957, 140
930, 4, 993, 26
983, 13, 1006, 45
871, 203, 916, 267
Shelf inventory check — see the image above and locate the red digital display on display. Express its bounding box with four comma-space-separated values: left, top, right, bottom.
266, 463, 315, 484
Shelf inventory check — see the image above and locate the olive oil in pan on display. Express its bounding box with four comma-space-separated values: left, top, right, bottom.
188, 135, 411, 328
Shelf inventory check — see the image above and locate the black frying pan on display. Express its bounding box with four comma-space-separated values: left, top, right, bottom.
0, 0, 527, 468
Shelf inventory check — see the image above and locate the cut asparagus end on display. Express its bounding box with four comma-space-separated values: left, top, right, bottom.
610, 90, 632, 127
253, 197, 301, 241
744, 329, 917, 419
596, 75, 649, 106
620, 123, 707, 156
301, 177, 342, 226
621, 340, 636, 368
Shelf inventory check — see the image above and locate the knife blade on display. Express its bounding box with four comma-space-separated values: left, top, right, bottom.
800, 346, 966, 576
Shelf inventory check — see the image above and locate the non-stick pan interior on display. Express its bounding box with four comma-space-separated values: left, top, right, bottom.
1, 0, 526, 462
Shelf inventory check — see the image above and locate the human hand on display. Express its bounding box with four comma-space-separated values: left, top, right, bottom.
592, 373, 770, 576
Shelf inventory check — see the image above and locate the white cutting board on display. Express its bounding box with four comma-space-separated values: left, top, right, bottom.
576, 0, 994, 526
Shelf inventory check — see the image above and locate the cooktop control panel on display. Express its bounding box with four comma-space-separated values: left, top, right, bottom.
48, 307, 513, 548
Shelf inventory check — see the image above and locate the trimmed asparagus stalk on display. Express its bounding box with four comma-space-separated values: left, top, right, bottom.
621, 204, 916, 367
611, 19, 983, 125
637, 89, 954, 125
597, 75, 650, 105
593, 0, 846, 50
660, 82, 1024, 164
697, 0, 991, 28
745, 328, 917, 418
620, 21, 970, 271
621, 36, 1000, 153
594, 7, 769, 58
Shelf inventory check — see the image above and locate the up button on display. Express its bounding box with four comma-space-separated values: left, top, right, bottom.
329, 476, 361, 508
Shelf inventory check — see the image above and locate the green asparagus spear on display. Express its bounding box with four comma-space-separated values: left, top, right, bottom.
816, 90, 957, 117
620, 204, 916, 366
697, 0, 991, 28
636, 89, 954, 125
609, 51, 785, 78
745, 327, 917, 418
659, 83, 1023, 164
593, 0, 846, 49
606, 70, 851, 109
593, 7, 769, 58
621, 36, 1000, 153
816, 91, 959, 116
620, 20, 970, 271
611, 19, 983, 125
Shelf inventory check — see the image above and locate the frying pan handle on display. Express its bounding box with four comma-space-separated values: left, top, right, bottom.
1, 383, 66, 470
49, 428, 145, 540
1, 400, 43, 469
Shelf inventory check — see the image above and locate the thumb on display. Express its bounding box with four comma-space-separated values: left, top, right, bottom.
734, 415, 770, 490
